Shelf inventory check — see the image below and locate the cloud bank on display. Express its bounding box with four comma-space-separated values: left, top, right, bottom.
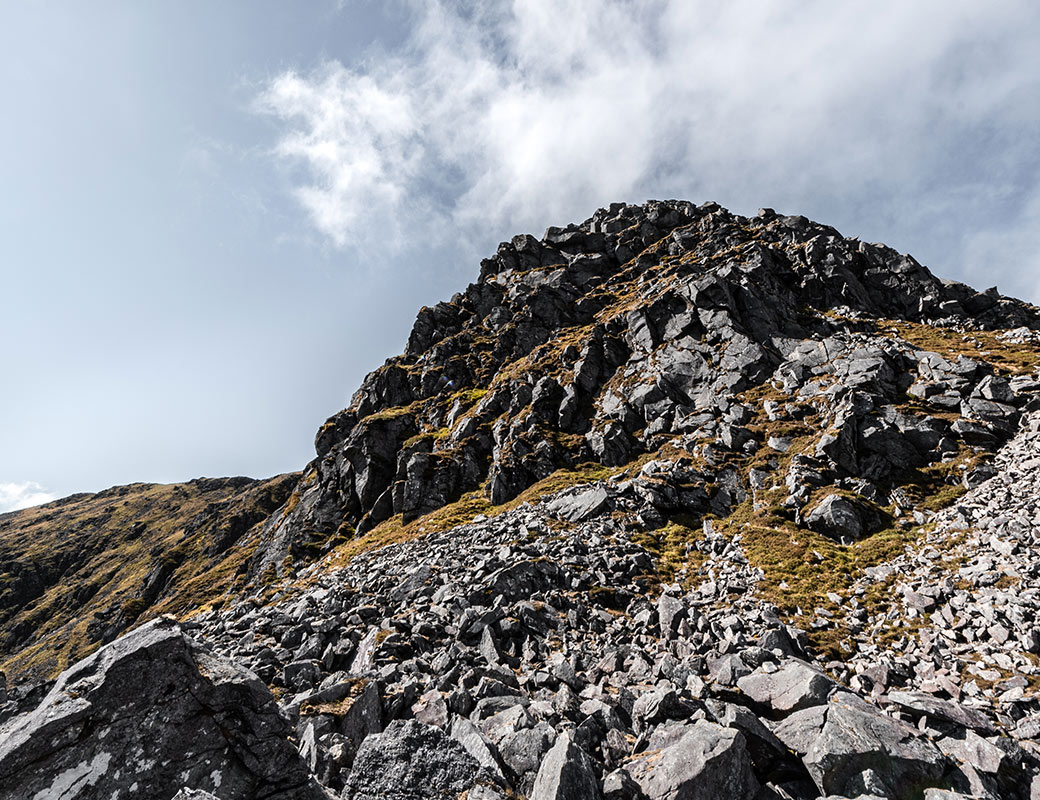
0, 481, 57, 513
258, 0, 1040, 299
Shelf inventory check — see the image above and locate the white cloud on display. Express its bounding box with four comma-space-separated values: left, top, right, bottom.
258, 0, 1040, 300
0, 481, 57, 513
258, 64, 425, 248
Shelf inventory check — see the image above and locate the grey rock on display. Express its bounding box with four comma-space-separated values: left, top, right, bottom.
632, 685, 687, 732
529, 731, 601, 800
412, 688, 449, 728
0, 618, 324, 800
481, 703, 534, 744
284, 659, 323, 691
707, 700, 796, 779
936, 729, 1004, 775
602, 767, 643, 800
886, 691, 996, 735
707, 652, 752, 686
466, 785, 512, 800
773, 694, 949, 798
736, 658, 838, 715
500, 723, 556, 788
450, 717, 508, 780
296, 678, 383, 767
624, 719, 758, 800
345, 719, 501, 800
806, 494, 864, 541
547, 485, 611, 522
657, 594, 686, 640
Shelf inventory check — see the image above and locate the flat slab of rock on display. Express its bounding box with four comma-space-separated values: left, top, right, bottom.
624, 719, 759, 800
737, 658, 838, 715
0, 618, 325, 800
546, 485, 610, 522
885, 691, 996, 735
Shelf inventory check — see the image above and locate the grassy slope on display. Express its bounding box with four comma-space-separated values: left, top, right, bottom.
0, 473, 296, 681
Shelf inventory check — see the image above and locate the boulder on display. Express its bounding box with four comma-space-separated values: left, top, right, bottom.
500, 724, 556, 792
885, 691, 996, 735
631, 685, 687, 732
0, 618, 325, 800
736, 658, 838, 716
707, 700, 804, 782
624, 719, 759, 800
806, 494, 865, 541
412, 688, 450, 728
657, 593, 686, 640
773, 694, 950, 798
546, 485, 611, 522
529, 731, 601, 800
450, 717, 508, 780
345, 719, 503, 800
602, 768, 643, 800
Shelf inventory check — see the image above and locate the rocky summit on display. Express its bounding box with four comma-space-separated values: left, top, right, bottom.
4, 200, 1040, 800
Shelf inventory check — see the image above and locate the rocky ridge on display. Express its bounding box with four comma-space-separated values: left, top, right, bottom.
254, 200, 1040, 579
3, 200, 1040, 799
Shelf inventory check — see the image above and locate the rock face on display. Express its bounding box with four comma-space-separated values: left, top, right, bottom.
250, 200, 1040, 577
6, 200, 1040, 800
529, 732, 600, 800
774, 694, 951, 797
0, 618, 325, 800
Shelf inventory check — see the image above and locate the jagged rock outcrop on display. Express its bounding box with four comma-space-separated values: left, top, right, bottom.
0, 618, 326, 800
251, 200, 1040, 578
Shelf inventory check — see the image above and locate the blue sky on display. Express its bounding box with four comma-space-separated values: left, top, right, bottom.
2, 1, 1039, 511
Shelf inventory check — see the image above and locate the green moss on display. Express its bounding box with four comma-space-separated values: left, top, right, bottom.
630, 518, 708, 588
450, 388, 488, 406
402, 428, 451, 449
879, 320, 1040, 375
361, 404, 416, 423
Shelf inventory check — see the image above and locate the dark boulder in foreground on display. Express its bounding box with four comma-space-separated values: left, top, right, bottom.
344, 718, 507, 799
0, 617, 327, 800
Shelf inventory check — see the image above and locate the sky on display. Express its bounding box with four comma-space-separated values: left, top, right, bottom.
2, 1, 1039, 511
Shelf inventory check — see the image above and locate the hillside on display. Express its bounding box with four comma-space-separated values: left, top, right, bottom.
0, 473, 297, 680
3, 200, 1040, 799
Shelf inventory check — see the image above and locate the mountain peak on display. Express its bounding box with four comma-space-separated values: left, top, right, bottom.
252, 200, 1039, 579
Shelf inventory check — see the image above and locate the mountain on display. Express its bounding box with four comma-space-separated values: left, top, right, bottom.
3, 200, 1040, 799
